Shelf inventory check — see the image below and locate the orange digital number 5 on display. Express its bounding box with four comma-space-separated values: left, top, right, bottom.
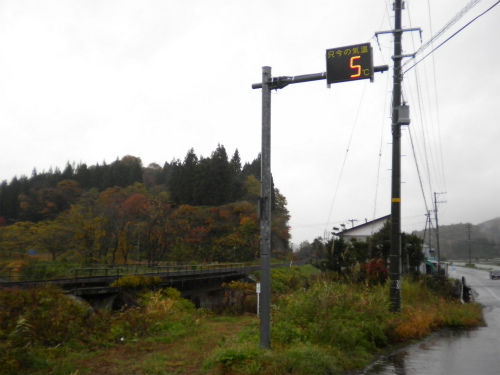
350, 56, 361, 79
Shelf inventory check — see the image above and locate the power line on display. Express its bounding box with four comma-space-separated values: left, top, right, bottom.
404, 0, 500, 74
404, 0, 483, 67
425, 0, 448, 193
372, 72, 391, 222
408, 127, 430, 213
405, 6, 437, 201
324, 82, 369, 231
401, 0, 497, 199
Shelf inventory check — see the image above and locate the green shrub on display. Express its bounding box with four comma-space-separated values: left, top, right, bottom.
0, 285, 89, 374
111, 274, 162, 289
271, 320, 303, 345
268, 344, 341, 375
419, 274, 460, 299
204, 344, 264, 375
220, 281, 257, 314
0, 285, 88, 346
272, 281, 390, 352
440, 301, 483, 328
0, 345, 49, 375
20, 260, 78, 280
270, 265, 318, 294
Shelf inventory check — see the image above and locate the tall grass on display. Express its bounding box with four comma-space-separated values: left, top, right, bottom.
205, 274, 483, 375
0, 286, 199, 375
0, 269, 483, 375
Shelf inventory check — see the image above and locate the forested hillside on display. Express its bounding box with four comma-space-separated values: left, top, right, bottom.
417, 218, 500, 260
0, 145, 291, 265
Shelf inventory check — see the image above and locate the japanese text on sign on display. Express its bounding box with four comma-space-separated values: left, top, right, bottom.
326, 43, 373, 84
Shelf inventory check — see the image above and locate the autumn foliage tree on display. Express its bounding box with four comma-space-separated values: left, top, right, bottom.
0, 146, 291, 266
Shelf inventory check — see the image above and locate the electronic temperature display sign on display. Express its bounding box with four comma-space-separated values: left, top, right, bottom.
326, 43, 373, 84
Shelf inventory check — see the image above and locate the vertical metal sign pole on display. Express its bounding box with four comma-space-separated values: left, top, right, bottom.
260, 66, 272, 349
390, 0, 403, 312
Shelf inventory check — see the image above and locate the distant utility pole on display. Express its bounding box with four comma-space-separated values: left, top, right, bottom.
466, 223, 472, 264
348, 218, 358, 228
423, 211, 432, 254
434, 192, 446, 272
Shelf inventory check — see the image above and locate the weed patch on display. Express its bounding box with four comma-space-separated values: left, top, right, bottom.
204, 275, 483, 375
0, 272, 483, 375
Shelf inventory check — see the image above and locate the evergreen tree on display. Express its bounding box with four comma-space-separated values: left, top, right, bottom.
242, 154, 261, 178
75, 163, 91, 188
229, 149, 244, 201
207, 144, 231, 205
62, 163, 74, 179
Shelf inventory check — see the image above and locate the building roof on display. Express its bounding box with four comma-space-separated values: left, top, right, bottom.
341, 215, 391, 238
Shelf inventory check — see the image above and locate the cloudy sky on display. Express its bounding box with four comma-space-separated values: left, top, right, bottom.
0, 0, 499, 245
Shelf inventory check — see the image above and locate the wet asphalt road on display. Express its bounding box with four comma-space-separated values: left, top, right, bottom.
361, 266, 500, 375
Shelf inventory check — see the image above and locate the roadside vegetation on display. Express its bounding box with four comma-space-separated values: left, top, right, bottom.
0, 147, 291, 280
0, 149, 484, 374
0, 265, 482, 375
205, 272, 482, 375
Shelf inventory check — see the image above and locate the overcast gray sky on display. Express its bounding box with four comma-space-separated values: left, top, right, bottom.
0, 0, 499, 245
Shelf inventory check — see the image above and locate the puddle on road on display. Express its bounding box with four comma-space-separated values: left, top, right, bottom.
361, 314, 499, 375
360, 269, 500, 375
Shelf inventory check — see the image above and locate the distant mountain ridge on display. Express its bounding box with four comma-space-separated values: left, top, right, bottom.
477, 217, 500, 243
415, 217, 500, 260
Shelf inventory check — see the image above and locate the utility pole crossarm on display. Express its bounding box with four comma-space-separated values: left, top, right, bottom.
252, 72, 326, 90
251, 66, 389, 90
375, 27, 422, 36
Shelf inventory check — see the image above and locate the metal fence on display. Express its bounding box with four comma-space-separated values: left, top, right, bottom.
0, 262, 253, 283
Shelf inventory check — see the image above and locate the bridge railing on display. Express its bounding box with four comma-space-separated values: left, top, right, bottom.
0, 261, 297, 289
65, 262, 253, 280
1, 262, 260, 285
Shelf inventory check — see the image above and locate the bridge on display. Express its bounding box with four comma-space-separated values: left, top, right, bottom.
0, 263, 276, 310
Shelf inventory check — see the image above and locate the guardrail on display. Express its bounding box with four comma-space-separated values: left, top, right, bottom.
0, 262, 256, 286
70, 262, 249, 278
0, 260, 300, 288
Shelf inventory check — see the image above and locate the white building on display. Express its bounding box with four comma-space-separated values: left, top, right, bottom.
340, 215, 391, 241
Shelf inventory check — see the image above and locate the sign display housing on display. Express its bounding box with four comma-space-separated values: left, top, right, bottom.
326, 43, 373, 84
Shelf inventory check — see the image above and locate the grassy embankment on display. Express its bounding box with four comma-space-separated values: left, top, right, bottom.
0, 265, 483, 375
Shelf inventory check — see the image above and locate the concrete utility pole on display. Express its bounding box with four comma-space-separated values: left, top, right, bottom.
259, 66, 272, 349
423, 211, 432, 254
434, 193, 440, 270
466, 223, 472, 264
374, 0, 420, 311
433, 192, 446, 271
389, 0, 404, 312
